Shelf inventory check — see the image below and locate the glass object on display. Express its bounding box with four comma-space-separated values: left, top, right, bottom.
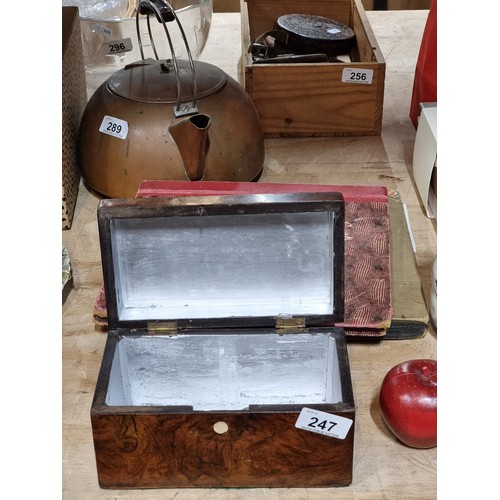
62, 244, 72, 289
76, 0, 213, 96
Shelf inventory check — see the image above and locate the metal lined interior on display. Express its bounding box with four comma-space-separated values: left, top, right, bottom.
110, 211, 335, 321
106, 331, 342, 409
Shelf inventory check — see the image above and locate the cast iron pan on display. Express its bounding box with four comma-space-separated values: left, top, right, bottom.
275, 14, 356, 56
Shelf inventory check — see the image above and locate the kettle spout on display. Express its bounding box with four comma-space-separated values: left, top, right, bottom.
169, 114, 212, 181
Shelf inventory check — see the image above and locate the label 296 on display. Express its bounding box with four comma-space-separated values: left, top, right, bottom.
99, 116, 129, 140
103, 37, 133, 55
341, 67, 374, 85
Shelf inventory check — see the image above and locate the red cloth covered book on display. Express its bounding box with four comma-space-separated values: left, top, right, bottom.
94, 181, 392, 337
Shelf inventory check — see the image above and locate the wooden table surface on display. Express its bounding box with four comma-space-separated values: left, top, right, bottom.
62, 10, 437, 499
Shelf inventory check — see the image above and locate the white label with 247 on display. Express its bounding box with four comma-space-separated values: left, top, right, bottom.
295, 407, 353, 439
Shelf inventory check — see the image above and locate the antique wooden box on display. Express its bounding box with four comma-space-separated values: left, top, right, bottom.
91, 192, 355, 489
240, 0, 386, 137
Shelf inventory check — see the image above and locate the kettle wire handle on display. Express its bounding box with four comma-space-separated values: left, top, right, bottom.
136, 0, 199, 116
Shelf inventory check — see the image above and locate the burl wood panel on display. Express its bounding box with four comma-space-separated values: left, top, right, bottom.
92, 411, 354, 488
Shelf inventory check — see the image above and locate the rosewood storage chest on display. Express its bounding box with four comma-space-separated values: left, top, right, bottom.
91, 192, 355, 488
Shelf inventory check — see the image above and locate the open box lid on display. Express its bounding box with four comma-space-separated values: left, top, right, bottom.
98, 192, 345, 331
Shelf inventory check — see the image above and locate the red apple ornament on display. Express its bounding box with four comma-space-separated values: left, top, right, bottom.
379, 358, 437, 448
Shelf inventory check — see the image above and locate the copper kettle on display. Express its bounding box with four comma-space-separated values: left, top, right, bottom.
78, 0, 264, 198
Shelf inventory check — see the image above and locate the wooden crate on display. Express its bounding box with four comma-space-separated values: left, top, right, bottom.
213, 0, 240, 11
240, 0, 386, 137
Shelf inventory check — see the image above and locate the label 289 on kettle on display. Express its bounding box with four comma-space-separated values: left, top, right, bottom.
99, 115, 129, 140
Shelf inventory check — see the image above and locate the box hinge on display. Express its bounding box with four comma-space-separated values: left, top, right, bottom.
147, 321, 178, 335
275, 316, 307, 333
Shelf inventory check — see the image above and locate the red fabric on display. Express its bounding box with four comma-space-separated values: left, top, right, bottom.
94, 181, 393, 337
409, 0, 437, 128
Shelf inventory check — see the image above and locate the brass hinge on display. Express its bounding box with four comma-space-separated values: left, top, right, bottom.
147, 321, 178, 335
275, 316, 307, 333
